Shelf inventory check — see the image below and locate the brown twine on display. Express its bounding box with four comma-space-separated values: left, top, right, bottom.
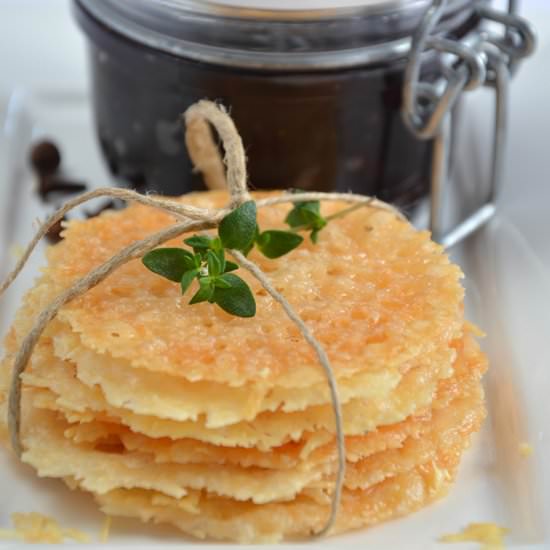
185, 100, 250, 207
229, 250, 345, 537
1, 100, 404, 538
0, 187, 223, 299
7, 218, 217, 456
185, 115, 228, 191
257, 192, 406, 220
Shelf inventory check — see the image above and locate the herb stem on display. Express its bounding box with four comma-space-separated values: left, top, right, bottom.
287, 202, 367, 235
325, 201, 367, 222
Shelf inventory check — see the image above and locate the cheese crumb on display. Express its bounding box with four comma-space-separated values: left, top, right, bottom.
0, 529, 20, 541
440, 522, 509, 549
100, 515, 112, 543
518, 442, 533, 457
0, 512, 90, 544
430, 461, 451, 492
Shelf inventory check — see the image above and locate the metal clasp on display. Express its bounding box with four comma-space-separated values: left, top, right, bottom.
402, 0, 536, 247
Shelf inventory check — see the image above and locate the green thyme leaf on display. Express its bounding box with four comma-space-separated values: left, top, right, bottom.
285, 201, 327, 242
224, 261, 239, 273
256, 230, 304, 259
209, 237, 223, 251
189, 278, 214, 305
285, 201, 321, 228
142, 248, 193, 282
180, 269, 199, 294
213, 276, 232, 289
207, 250, 223, 277
184, 235, 213, 252
242, 224, 260, 256
214, 248, 226, 273
177, 249, 198, 271
219, 201, 257, 252
212, 274, 256, 318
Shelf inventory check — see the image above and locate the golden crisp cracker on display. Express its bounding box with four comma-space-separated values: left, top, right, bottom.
53, 328, 404, 426
25, 352, 448, 449
23, 191, 464, 387
62, 332, 486, 472
4, 286, 457, 429
19, 363, 484, 527
94, 446, 466, 544
19, 337, 485, 507
15, 329, 470, 453
21, 409, 330, 504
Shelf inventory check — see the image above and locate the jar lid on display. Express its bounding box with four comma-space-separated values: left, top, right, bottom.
74, 0, 479, 70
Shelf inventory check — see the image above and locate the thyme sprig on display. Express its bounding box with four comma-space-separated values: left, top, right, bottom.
142, 199, 332, 317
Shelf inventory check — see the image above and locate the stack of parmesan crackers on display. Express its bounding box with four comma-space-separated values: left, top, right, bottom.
0, 191, 487, 543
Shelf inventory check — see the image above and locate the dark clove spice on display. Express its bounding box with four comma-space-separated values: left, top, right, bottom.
45, 216, 66, 244
29, 140, 89, 201
38, 176, 88, 200
30, 140, 61, 177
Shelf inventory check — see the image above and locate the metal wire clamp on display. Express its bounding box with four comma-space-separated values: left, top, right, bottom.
402, 0, 536, 248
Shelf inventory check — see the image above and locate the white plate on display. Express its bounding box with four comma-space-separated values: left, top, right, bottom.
0, 90, 549, 549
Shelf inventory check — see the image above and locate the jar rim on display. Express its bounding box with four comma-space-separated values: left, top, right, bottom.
153, 0, 430, 21
74, 0, 482, 71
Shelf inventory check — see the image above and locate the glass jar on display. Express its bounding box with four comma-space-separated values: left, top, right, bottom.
73, 0, 490, 208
